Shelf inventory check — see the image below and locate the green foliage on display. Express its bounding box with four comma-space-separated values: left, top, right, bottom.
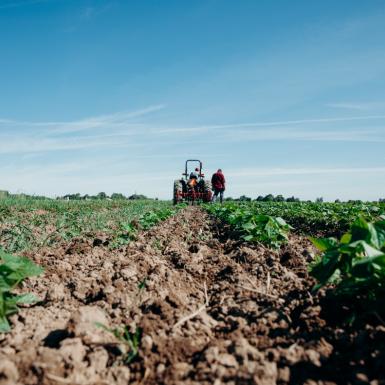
139, 207, 176, 230
96, 323, 142, 364
206, 203, 292, 248
208, 201, 384, 237
110, 205, 184, 249
0, 250, 43, 332
0, 198, 173, 253
310, 217, 385, 320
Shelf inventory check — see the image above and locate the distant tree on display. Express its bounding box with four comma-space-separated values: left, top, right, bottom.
335, 199, 341, 203
316, 197, 324, 203
263, 194, 274, 202
111, 193, 126, 200
97, 192, 108, 200
275, 194, 285, 202
239, 195, 252, 202
128, 194, 148, 200
286, 196, 300, 202
255, 195, 264, 202
224, 197, 234, 201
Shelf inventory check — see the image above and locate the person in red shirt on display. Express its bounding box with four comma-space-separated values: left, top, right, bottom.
211, 169, 226, 203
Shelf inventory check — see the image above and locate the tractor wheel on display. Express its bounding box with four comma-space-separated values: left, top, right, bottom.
203, 180, 212, 202
173, 180, 183, 205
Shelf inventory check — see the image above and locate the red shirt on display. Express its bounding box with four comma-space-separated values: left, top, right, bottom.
211, 172, 225, 189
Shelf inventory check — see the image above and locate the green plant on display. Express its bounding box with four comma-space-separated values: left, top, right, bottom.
310, 216, 385, 319
0, 197, 173, 253
138, 277, 147, 290
241, 215, 292, 248
0, 249, 43, 332
96, 323, 142, 364
206, 203, 292, 248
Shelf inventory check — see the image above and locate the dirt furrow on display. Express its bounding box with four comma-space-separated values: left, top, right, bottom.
0, 207, 384, 385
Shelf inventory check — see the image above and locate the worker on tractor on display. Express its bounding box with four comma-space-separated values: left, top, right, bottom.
211, 169, 226, 203
189, 167, 200, 180
188, 167, 200, 190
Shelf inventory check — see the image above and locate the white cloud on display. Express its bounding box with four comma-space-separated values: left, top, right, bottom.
327, 102, 385, 111
0, 104, 165, 134
225, 167, 385, 178
0, 110, 384, 155
0, 0, 49, 9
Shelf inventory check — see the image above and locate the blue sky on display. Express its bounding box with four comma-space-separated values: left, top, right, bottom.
1, 0, 385, 200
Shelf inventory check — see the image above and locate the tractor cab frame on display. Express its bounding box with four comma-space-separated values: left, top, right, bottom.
173, 159, 212, 204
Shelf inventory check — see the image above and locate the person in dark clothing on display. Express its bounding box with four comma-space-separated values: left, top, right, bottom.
189, 167, 200, 180
188, 167, 200, 190
211, 169, 226, 203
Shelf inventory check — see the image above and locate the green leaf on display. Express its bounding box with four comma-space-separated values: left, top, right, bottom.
310, 237, 337, 252
13, 293, 39, 305
310, 249, 340, 284
374, 220, 385, 248
0, 315, 11, 333
340, 233, 352, 244
242, 222, 255, 231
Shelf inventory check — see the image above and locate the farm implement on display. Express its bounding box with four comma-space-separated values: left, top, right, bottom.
173, 159, 212, 204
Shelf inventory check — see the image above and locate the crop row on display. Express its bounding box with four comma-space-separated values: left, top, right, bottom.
0, 198, 173, 253
207, 201, 385, 325
0, 199, 184, 333
211, 201, 384, 236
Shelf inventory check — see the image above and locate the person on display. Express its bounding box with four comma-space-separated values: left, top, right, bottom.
211, 169, 225, 203
189, 167, 200, 180
188, 167, 200, 190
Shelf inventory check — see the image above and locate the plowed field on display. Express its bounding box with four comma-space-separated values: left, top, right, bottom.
1, 207, 384, 385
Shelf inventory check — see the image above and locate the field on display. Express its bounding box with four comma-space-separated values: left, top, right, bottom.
1, 198, 385, 385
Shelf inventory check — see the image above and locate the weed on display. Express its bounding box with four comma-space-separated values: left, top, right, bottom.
96, 323, 142, 364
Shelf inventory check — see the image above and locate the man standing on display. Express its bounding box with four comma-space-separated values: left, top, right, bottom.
211, 169, 226, 203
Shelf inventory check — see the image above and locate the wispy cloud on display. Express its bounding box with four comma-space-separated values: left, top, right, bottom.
0, 104, 165, 134
0, 110, 384, 155
80, 3, 114, 21
220, 127, 385, 143
226, 167, 385, 178
0, 0, 50, 10
155, 115, 385, 134
327, 102, 385, 111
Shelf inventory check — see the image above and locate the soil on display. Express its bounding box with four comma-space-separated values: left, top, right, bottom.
1, 207, 384, 385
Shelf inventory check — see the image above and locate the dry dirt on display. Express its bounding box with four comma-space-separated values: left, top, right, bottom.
1, 207, 384, 385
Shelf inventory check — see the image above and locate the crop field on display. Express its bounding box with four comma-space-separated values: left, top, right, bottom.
1, 198, 385, 385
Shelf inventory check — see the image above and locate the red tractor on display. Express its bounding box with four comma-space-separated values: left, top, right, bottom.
173, 160, 212, 204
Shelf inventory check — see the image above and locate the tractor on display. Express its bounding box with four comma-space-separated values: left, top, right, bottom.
173, 160, 212, 204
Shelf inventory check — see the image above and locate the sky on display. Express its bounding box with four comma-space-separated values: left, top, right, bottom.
0, 0, 385, 201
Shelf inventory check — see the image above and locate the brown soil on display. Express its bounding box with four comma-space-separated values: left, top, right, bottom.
1, 207, 384, 385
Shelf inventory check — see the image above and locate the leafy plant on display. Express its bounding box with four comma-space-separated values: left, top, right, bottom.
310, 217, 385, 320
96, 323, 142, 364
0, 249, 43, 332
241, 215, 292, 248
111, 222, 139, 248
138, 207, 175, 230
206, 203, 292, 248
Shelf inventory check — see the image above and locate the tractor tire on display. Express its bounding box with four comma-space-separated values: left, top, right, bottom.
173, 180, 183, 205
202, 180, 212, 202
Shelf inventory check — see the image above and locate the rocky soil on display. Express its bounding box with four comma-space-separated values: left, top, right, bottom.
1, 207, 384, 385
